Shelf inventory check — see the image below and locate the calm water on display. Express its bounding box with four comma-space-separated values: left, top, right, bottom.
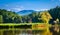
0, 30, 42, 35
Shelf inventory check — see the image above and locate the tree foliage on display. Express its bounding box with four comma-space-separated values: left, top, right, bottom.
49, 6, 60, 24
0, 6, 60, 23
0, 9, 22, 23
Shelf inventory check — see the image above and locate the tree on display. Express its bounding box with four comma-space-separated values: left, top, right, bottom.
39, 11, 52, 23
49, 6, 60, 22
0, 15, 3, 23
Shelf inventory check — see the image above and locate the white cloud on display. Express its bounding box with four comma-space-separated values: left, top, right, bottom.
11, 8, 22, 12
11, 6, 24, 12
34, 9, 48, 11
7, 6, 24, 12
35, 10, 40, 11
13, 8, 21, 11
4, 4, 24, 12
40, 9, 48, 11
7, 9, 11, 11
6, 8, 22, 12
5, 4, 48, 12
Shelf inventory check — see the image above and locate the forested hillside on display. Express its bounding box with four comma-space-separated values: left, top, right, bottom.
0, 9, 22, 23
49, 6, 60, 24
0, 6, 60, 23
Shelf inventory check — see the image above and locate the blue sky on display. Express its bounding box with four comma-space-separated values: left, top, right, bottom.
0, 0, 60, 12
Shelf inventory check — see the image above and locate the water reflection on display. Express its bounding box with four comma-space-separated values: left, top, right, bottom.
0, 28, 60, 35
0, 30, 42, 35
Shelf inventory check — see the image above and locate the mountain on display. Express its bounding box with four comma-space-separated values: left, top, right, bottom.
17, 10, 37, 16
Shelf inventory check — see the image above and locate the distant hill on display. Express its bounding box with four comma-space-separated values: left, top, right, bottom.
17, 10, 39, 16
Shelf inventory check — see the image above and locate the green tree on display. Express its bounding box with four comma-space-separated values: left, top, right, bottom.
0, 15, 3, 23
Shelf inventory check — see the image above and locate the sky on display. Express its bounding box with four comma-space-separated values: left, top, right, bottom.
0, 0, 60, 12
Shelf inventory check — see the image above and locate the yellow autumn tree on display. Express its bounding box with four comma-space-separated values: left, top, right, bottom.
40, 11, 52, 24
38, 11, 53, 35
